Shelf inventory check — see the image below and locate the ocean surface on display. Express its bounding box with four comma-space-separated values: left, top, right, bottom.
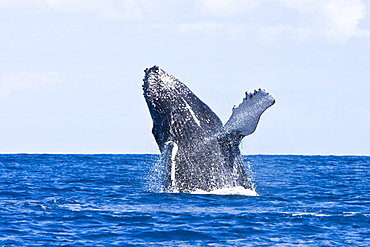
0, 154, 369, 246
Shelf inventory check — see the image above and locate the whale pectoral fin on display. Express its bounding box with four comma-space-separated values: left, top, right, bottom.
224, 89, 275, 137
161, 141, 178, 190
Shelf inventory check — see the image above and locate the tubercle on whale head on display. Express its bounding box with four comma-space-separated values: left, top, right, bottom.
143, 65, 160, 79
142, 65, 161, 94
142, 66, 164, 107
142, 66, 184, 119
142, 65, 192, 110
143, 65, 180, 92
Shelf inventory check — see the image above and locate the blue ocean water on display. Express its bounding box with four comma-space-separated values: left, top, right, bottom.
0, 154, 369, 246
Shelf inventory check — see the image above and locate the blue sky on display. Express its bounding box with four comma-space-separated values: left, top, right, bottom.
0, 0, 369, 155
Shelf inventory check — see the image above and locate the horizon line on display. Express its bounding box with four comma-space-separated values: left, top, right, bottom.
0, 152, 369, 156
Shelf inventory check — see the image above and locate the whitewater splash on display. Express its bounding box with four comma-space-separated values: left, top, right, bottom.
191, 186, 258, 196
159, 186, 258, 196
148, 162, 258, 196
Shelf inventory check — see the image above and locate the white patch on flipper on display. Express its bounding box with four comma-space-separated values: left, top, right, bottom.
163, 141, 179, 190
183, 99, 201, 127
170, 142, 178, 187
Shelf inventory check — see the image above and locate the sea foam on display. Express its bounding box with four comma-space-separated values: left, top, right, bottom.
191, 186, 258, 196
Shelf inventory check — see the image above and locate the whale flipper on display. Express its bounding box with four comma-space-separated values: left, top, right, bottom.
161, 141, 179, 191
224, 89, 275, 137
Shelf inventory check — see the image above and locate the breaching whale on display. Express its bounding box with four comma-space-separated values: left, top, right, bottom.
143, 66, 275, 193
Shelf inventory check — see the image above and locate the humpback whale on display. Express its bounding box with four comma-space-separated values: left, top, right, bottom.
143, 66, 275, 193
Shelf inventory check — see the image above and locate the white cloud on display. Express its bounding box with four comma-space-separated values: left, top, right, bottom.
177, 21, 225, 35
260, 25, 290, 42
0, 0, 42, 9
196, 0, 261, 17
294, 27, 316, 41
0, 72, 66, 100
97, 1, 143, 20
44, 0, 106, 13
276, 0, 370, 42
148, 21, 244, 37
1, 0, 369, 42
0, 0, 148, 20
0, 0, 261, 18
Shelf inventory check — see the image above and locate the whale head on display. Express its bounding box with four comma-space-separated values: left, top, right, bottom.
142, 65, 223, 152
143, 66, 186, 113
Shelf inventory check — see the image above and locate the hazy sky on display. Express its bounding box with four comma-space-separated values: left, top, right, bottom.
1, 0, 369, 155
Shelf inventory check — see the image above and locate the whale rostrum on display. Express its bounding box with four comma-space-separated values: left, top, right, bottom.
143, 65, 275, 193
